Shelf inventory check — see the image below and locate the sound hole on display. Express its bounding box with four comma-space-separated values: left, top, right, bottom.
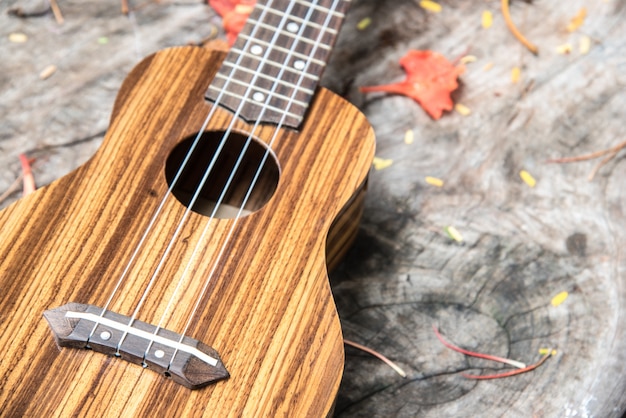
165, 130, 280, 218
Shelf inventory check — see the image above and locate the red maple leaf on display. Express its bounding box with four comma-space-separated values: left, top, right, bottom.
209, 0, 256, 45
360, 50, 464, 120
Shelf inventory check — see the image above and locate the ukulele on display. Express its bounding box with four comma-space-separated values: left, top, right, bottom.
0, 0, 374, 416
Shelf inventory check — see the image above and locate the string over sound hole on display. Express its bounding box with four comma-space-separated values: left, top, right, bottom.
165, 130, 280, 218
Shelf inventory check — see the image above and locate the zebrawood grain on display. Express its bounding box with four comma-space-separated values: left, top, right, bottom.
0, 45, 375, 417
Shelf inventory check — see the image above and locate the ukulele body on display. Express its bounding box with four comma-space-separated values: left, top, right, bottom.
0, 46, 374, 417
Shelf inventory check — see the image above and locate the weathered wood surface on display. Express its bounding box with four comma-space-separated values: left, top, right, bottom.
1, 0, 626, 417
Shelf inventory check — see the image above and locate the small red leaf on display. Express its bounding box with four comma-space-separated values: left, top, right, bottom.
361, 50, 464, 120
209, 0, 256, 45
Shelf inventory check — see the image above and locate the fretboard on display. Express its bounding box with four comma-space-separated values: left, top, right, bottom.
205, 0, 351, 129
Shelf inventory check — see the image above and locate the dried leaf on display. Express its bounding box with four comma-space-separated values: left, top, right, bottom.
209, 0, 256, 45
360, 50, 464, 120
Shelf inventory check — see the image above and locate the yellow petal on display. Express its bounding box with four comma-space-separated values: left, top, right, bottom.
39, 64, 57, 80
357, 17, 372, 30
444, 226, 463, 242
404, 129, 414, 145
460, 55, 477, 64
425, 176, 444, 187
519, 170, 536, 187
551, 291, 569, 307
455, 103, 471, 116
373, 157, 393, 170
9, 32, 28, 43
556, 43, 573, 54
567, 8, 587, 32
579, 35, 591, 55
420, 0, 442, 13
511, 67, 521, 83
482, 10, 493, 29
483, 62, 494, 71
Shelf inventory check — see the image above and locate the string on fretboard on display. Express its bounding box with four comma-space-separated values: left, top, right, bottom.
206, 0, 351, 129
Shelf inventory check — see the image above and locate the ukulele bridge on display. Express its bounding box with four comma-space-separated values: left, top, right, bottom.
43, 303, 229, 389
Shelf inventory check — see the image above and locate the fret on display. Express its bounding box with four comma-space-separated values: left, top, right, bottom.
258, 0, 347, 19
240, 22, 333, 50
212, 74, 311, 109
252, 9, 339, 35
206, 0, 353, 129
207, 85, 307, 127
217, 63, 316, 95
224, 50, 323, 82
238, 34, 327, 66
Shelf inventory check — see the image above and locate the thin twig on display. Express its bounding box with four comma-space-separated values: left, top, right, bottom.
501, 0, 538, 55
433, 325, 526, 369
49, 0, 64, 24
588, 150, 619, 181
121, 0, 130, 15
462, 350, 553, 379
546, 140, 626, 164
344, 339, 407, 378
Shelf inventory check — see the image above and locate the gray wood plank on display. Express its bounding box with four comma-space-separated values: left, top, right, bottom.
1, 0, 625, 416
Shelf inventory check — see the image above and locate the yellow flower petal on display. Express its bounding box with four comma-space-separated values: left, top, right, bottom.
520, 170, 536, 187
556, 43, 573, 54
455, 103, 471, 116
444, 226, 463, 243
460, 55, 477, 64
567, 8, 587, 32
482, 10, 493, 29
373, 157, 393, 170
9, 32, 28, 43
579, 35, 591, 55
357, 17, 372, 30
425, 176, 444, 187
511, 67, 521, 83
420, 0, 442, 13
551, 291, 569, 307
404, 129, 414, 145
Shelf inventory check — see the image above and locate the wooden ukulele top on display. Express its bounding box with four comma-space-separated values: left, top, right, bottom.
0, 44, 374, 416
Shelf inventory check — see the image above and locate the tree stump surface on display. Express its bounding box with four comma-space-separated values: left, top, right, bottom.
2, 1, 625, 417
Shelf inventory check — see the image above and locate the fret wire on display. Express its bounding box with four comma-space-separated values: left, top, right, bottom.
244, 18, 332, 50
253, 9, 338, 34
207, 85, 305, 120
217, 63, 316, 95
222, 52, 321, 81
238, 34, 327, 66
213, 73, 311, 108
255, 0, 346, 19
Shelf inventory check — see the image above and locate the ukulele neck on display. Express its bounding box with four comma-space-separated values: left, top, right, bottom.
205, 0, 351, 129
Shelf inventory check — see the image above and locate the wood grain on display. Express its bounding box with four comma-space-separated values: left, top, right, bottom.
0, 45, 375, 417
